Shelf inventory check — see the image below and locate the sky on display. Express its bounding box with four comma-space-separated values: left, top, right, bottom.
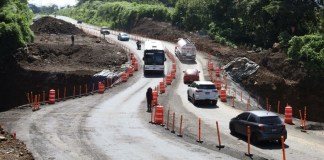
28, 0, 78, 7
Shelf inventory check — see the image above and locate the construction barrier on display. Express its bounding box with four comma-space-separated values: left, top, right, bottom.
166, 74, 172, 85
48, 89, 55, 104
284, 105, 293, 124
215, 67, 220, 77
245, 126, 253, 157
121, 72, 127, 82
281, 136, 286, 160
134, 61, 138, 71
216, 121, 225, 149
177, 115, 183, 137
154, 105, 164, 124
172, 63, 176, 72
98, 81, 105, 94
128, 66, 133, 77
171, 69, 176, 79
171, 112, 176, 133
215, 79, 221, 90
152, 90, 158, 105
159, 81, 165, 94
32, 95, 40, 111
196, 118, 203, 143
220, 89, 227, 102
208, 62, 214, 71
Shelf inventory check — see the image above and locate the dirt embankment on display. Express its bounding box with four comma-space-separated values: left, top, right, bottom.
0, 17, 130, 159
0, 16, 128, 111
0, 126, 33, 160
130, 18, 324, 122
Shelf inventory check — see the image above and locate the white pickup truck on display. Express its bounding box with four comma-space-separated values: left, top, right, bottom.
175, 38, 196, 61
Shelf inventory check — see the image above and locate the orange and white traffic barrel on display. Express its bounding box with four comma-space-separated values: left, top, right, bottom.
284, 105, 293, 124
48, 89, 55, 104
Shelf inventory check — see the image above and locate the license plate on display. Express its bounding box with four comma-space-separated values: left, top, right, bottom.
272, 129, 277, 132
205, 92, 210, 95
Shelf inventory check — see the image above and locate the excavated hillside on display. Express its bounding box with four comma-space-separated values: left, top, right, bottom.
0, 16, 127, 111
130, 18, 324, 122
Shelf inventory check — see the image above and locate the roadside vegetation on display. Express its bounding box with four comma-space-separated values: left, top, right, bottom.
57, 0, 324, 72
0, 0, 33, 59
0, 0, 323, 72
57, 1, 172, 30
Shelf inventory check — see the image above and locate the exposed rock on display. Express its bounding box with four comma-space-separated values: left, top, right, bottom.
224, 57, 259, 82
0, 135, 7, 141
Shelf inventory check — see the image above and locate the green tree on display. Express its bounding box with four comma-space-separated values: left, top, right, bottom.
0, 0, 33, 58
288, 34, 324, 72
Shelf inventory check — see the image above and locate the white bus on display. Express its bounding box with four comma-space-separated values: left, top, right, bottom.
142, 40, 166, 76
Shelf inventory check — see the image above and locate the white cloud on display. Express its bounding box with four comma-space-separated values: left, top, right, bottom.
28, 0, 78, 7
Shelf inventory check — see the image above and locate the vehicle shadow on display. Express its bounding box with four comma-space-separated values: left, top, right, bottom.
230, 133, 289, 150
178, 58, 197, 65
144, 74, 166, 78
194, 102, 219, 109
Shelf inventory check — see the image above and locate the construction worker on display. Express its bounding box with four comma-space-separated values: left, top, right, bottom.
146, 87, 153, 112
71, 35, 75, 46
136, 40, 141, 50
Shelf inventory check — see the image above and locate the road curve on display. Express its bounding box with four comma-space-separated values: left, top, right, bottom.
1, 16, 323, 160
1, 17, 237, 160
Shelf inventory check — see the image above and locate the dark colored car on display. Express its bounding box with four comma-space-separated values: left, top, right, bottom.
229, 110, 287, 144
77, 20, 82, 24
100, 26, 110, 35
183, 69, 200, 84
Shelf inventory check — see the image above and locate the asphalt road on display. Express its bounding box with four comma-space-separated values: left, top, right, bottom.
1, 16, 324, 160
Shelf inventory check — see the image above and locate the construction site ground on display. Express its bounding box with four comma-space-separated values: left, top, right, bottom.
0, 16, 323, 159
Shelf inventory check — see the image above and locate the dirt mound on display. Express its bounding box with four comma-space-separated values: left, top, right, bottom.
14, 34, 127, 73
31, 16, 84, 35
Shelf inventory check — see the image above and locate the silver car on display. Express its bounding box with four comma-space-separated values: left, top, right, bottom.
229, 110, 287, 144
117, 32, 129, 41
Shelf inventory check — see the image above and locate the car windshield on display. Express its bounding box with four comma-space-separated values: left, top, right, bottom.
122, 33, 128, 36
197, 84, 216, 89
259, 116, 282, 124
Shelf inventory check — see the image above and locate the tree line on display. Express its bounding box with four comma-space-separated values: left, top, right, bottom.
67, 0, 323, 72
0, 0, 322, 73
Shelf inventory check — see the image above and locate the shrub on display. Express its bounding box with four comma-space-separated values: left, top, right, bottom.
288, 34, 324, 72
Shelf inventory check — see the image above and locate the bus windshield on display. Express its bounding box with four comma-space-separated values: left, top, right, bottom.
144, 51, 165, 65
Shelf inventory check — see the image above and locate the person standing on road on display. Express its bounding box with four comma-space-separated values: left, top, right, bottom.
71, 35, 75, 46
136, 40, 141, 50
146, 87, 153, 112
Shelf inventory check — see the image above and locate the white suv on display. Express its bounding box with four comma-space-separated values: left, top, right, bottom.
187, 81, 218, 105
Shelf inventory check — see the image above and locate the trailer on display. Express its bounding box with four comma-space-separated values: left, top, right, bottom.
175, 38, 196, 61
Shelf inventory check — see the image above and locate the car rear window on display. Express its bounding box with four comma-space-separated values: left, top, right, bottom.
197, 85, 216, 89
259, 116, 282, 124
